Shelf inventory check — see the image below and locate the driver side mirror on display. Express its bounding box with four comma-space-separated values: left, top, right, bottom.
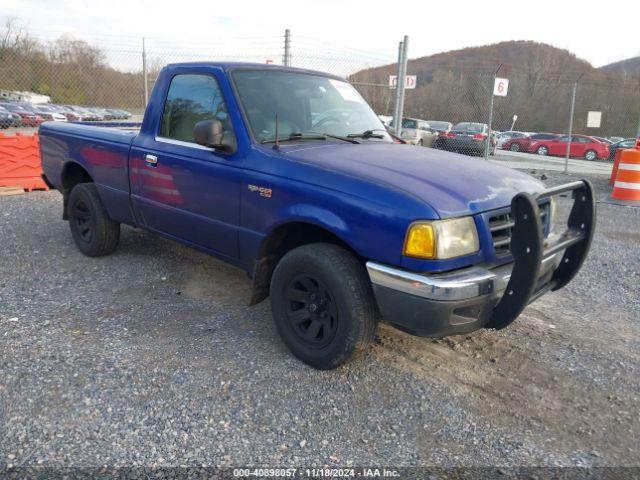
193, 119, 234, 153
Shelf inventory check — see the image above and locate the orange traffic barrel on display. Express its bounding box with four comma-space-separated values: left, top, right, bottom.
609, 147, 640, 205
610, 148, 624, 185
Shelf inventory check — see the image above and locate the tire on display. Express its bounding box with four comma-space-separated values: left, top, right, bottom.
536, 145, 548, 156
270, 243, 378, 369
510, 143, 520, 152
67, 183, 120, 257
417, 139, 424, 147
584, 149, 597, 161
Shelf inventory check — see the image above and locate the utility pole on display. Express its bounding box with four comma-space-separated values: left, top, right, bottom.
394, 36, 409, 137
142, 37, 149, 107
565, 73, 583, 174
485, 64, 502, 160
283, 29, 291, 66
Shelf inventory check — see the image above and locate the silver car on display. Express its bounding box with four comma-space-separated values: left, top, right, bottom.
391, 117, 437, 146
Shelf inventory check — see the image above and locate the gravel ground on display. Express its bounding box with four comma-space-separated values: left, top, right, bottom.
1, 169, 639, 473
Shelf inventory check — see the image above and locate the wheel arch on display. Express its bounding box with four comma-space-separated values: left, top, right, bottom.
60, 161, 94, 219
248, 220, 362, 306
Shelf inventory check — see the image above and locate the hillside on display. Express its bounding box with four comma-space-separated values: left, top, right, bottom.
600, 56, 640, 76
351, 41, 594, 82
350, 41, 639, 136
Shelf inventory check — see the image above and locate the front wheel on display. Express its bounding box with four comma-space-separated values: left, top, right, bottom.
510, 143, 521, 152
270, 243, 378, 369
536, 145, 548, 156
584, 149, 597, 161
67, 183, 120, 256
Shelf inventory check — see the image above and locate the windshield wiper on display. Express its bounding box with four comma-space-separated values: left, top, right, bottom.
347, 129, 385, 139
320, 133, 360, 144
261, 132, 361, 145
261, 132, 327, 144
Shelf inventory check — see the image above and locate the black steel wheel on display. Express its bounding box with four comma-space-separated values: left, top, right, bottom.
271, 243, 378, 369
285, 274, 338, 349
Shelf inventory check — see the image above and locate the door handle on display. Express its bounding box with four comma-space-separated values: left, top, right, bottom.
144, 154, 158, 167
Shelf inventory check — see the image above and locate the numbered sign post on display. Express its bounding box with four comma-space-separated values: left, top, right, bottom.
389, 75, 417, 89
494, 77, 509, 97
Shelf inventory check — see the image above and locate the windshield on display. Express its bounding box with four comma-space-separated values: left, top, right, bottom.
232, 69, 391, 143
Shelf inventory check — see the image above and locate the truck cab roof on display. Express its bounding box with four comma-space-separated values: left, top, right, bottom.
161, 62, 345, 81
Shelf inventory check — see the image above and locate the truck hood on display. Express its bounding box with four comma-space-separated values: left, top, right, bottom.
277, 142, 544, 218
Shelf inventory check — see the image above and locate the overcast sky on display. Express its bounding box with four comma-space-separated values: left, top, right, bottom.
3, 0, 639, 70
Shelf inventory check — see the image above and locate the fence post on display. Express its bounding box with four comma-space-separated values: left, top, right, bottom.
485, 64, 501, 160
283, 29, 291, 66
393, 40, 403, 136
394, 36, 409, 137
142, 37, 149, 108
564, 73, 583, 174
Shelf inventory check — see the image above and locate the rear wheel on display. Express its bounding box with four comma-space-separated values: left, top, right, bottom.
67, 183, 120, 256
536, 145, 548, 156
270, 243, 378, 369
584, 149, 597, 161
418, 139, 424, 146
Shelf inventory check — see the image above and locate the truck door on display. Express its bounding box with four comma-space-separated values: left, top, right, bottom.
129, 72, 242, 259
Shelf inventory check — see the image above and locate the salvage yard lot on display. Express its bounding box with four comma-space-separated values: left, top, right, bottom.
1, 170, 639, 468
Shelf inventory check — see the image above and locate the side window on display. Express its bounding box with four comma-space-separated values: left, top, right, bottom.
160, 74, 234, 147
557, 135, 571, 142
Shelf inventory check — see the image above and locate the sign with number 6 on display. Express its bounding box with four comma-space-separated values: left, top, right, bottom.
494, 77, 509, 97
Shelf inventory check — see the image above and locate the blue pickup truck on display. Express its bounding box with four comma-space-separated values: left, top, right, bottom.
39, 62, 595, 369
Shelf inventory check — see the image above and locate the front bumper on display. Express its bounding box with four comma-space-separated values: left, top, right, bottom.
367, 180, 596, 337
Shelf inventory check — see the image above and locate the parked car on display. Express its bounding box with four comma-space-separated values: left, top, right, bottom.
30, 104, 68, 122
433, 122, 495, 156
0, 102, 43, 127
39, 62, 595, 370
113, 108, 132, 119
608, 138, 636, 160
0, 106, 14, 128
496, 131, 528, 149
50, 104, 81, 122
593, 136, 613, 144
531, 134, 610, 160
424, 120, 453, 134
388, 117, 437, 146
65, 106, 102, 121
607, 136, 624, 143
502, 133, 559, 152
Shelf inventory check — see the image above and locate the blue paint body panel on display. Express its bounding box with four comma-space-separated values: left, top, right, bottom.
39, 61, 545, 276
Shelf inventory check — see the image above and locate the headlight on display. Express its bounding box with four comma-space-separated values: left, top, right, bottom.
403, 217, 479, 259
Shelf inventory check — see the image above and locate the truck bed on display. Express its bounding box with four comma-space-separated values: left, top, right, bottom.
39, 121, 141, 224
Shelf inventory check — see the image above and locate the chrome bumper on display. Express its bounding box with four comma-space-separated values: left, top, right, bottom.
367, 253, 561, 303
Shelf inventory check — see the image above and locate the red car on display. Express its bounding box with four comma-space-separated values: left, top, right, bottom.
0, 102, 43, 127
502, 132, 558, 152
530, 134, 610, 160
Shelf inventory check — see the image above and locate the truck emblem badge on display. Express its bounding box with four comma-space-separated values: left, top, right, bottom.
248, 184, 273, 198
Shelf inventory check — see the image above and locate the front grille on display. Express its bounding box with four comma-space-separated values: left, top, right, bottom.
488, 201, 551, 258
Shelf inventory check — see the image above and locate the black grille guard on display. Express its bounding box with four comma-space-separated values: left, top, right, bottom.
486, 180, 596, 330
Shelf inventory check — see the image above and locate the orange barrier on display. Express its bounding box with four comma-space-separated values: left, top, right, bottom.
610, 147, 640, 204
0, 132, 48, 192
610, 148, 623, 185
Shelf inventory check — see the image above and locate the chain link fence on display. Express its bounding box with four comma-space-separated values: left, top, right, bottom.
1, 20, 638, 163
